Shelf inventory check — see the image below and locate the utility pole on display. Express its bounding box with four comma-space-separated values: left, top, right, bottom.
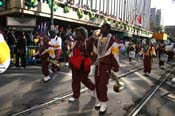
103, 0, 105, 13
50, 0, 54, 31
90, 0, 92, 11
123, 0, 126, 21
114, 0, 116, 16
111, 0, 113, 16
95, 0, 97, 10
134, 0, 137, 25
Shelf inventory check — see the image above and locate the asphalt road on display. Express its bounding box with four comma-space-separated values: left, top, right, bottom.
0, 56, 174, 116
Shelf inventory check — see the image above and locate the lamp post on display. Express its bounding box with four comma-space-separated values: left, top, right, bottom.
50, 0, 54, 31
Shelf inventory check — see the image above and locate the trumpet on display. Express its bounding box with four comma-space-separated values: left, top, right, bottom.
48, 59, 60, 67
110, 70, 126, 92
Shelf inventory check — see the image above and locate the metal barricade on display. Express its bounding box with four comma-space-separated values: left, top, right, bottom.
26, 46, 40, 64
9, 45, 40, 66
9, 45, 69, 66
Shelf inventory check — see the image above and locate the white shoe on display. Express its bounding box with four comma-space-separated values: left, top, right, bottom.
43, 76, 51, 82
171, 78, 175, 83
68, 97, 76, 102
99, 102, 107, 114
65, 62, 69, 67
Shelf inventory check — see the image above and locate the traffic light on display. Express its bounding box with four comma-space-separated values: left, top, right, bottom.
0, 0, 4, 7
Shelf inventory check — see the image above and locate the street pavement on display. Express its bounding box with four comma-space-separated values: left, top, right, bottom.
0, 56, 174, 116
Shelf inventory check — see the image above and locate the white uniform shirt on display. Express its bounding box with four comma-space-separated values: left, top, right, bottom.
50, 36, 62, 50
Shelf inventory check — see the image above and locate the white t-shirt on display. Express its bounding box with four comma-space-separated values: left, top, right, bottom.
50, 36, 62, 50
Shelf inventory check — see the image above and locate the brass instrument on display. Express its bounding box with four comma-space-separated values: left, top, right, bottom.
48, 59, 60, 67
110, 70, 126, 92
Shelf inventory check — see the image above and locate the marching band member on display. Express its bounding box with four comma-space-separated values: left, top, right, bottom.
39, 36, 55, 82
0, 33, 10, 73
49, 31, 62, 72
140, 39, 156, 75
93, 23, 120, 115
68, 27, 95, 102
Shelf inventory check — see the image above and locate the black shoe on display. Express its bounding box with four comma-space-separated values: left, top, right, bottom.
95, 105, 100, 110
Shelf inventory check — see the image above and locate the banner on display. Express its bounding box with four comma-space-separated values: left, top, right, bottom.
137, 15, 142, 24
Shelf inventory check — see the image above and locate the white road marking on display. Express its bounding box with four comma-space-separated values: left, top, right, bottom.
134, 72, 153, 85
58, 71, 72, 76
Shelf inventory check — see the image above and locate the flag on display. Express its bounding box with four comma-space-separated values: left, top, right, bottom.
43, 22, 47, 34
40, 22, 43, 33
131, 19, 134, 24
137, 15, 142, 24
37, 24, 40, 32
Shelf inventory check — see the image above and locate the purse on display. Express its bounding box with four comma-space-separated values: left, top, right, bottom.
69, 48, 85, 70
69, 39, 92, 72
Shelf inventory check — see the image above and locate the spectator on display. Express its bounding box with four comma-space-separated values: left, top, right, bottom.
15, 32, 27, 69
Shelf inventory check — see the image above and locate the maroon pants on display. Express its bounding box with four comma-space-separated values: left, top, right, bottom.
143, 55, 152, 73
41, 59, 49, 76
51, 49, 62, 72
71, 68, 95, 98
95, 63, 111, 102
55, 49, 62, 59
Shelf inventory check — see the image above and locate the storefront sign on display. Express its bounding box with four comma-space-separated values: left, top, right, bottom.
7, 17, 36, 27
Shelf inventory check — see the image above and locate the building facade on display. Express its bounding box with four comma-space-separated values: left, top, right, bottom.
0, 0, 152, 37
71, 0, 151, 29
150, 8, 161, 26
164, 26, 175, 38
156, 9, 161, 26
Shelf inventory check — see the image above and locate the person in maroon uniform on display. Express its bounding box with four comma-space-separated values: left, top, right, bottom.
140, 39, 156, 75
93, 23, 120, 115
39, 36, 52, 82
68, 27, 95, 102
